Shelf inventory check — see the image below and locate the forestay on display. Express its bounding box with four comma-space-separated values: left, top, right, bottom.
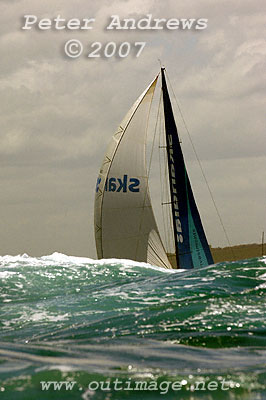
161, 68, 214, 269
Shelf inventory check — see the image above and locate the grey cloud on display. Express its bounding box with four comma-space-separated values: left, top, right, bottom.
0, 0, 265, 256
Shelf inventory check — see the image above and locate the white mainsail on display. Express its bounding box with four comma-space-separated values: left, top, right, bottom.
94, 76, 171, 269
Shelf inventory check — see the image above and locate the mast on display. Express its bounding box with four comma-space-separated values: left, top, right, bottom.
161, 68, 180, 268
161, 68, 214, 269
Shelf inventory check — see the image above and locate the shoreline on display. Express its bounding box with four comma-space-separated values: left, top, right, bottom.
167, 243, 264, 267
210, 243, 264, 263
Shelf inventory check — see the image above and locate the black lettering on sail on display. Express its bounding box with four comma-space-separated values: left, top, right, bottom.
161, 68, 213, 268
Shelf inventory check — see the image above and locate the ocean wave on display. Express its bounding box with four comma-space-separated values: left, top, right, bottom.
0, 255, 265, 399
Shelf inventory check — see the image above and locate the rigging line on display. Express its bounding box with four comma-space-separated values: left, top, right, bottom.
158, 95, 168, 249
166, 141, 175, 253
162, 102, 175, 253
159, 97, 175, 255
158, 95, 168, 250
165, 70, 236, 261
135, 81, 168, 262
148, 90, 162, 180
161, 92, 174, 253
159, 97, 170, 252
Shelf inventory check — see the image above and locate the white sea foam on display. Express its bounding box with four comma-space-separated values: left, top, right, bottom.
0, 252, 178, 273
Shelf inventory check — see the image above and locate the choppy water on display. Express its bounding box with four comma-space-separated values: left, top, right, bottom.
0, 253, 265, 399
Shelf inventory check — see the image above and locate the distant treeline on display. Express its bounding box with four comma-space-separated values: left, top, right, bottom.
210, 243, 264, 263
167, 243, 264, 268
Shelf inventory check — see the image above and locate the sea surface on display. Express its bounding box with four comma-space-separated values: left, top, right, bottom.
0, 253, 265, 399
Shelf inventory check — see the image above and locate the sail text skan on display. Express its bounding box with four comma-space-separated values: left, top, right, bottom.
96, 175, 140, 193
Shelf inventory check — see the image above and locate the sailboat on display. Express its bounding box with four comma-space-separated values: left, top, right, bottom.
94, 68, 214, 269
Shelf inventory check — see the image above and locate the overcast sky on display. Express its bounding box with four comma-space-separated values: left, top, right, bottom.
0, 0, 265, 257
